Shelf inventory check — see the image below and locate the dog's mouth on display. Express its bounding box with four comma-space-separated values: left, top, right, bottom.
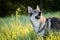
35, 16, 40, 19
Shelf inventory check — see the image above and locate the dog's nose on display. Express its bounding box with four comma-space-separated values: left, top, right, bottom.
35, 16, 40, 19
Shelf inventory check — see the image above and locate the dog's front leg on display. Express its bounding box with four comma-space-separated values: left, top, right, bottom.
34, 26, 39, 33
37, 22, 45, 36
47, 19, 51, 33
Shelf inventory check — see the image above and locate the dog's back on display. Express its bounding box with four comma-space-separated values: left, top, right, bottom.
51, 17, 60, 30
46, 17, 60, 31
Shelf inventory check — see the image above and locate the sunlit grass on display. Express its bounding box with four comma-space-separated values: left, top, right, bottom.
0, 11, 60, 40
0, 18, 37, 40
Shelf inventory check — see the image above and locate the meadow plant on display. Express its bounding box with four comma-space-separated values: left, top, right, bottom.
0, 11, 60, 40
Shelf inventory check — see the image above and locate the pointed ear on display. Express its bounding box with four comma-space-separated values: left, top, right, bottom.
36, 5, 40, 11
28, 6, 32, 13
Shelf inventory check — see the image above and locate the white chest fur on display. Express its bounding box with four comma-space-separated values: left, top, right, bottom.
31, 18, 40, 27
30, 17, 45, 36
31, 17, 40, 33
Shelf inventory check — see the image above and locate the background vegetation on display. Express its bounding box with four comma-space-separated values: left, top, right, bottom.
0, 12, 60, 40
0, 0, 60, 17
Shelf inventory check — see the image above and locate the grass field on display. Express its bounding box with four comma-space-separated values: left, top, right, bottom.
0, 11, 60, 40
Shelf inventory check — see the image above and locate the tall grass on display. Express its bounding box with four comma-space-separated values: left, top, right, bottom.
0, 16, 37, 40
0, 11, 60, 40
43, 11, 60, 18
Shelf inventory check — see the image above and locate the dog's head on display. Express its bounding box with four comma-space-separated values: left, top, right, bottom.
28, 5, 42, 19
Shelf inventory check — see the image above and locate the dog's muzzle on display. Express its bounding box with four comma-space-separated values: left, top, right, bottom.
35, 16, 40, 19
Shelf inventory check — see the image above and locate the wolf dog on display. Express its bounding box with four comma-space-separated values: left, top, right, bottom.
28, 5, 60, 36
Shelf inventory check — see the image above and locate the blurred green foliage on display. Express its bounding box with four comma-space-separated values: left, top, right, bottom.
0, 0, 60, 17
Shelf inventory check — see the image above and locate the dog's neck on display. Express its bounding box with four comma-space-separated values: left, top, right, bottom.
30, 15, 46, 36
30, 16, 40, 33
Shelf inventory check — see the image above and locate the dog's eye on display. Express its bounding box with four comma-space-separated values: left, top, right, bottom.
30, 13, 33, 16
38, 12, 41, 16
34, 11, 37, 13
